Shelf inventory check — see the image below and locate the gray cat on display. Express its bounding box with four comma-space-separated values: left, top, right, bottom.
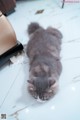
26, 23, 62, 101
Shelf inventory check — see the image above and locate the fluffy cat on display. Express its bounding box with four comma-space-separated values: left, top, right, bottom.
26, 22, 62, 101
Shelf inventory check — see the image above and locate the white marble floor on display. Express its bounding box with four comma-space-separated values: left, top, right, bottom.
0, 0, 80, 120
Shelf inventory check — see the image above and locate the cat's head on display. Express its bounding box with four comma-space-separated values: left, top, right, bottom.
27, 76, 58, 101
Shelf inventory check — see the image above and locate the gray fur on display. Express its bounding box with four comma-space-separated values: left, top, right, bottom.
26, 22, 62, 100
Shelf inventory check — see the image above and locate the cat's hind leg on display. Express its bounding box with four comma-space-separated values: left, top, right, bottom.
46, 27, 63, 44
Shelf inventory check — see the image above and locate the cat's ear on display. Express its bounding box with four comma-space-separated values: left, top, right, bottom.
49, 79, 56, 86
27, 80, 34, 84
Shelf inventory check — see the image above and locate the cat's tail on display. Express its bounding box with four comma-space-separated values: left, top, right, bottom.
27, 22, 41, 35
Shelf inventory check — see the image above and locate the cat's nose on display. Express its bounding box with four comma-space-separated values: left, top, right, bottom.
39, 94, 49, 100
39, 94, 43, 100
39, 95, 46, 100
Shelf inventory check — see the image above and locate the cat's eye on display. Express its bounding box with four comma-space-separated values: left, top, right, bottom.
34, 72, 38, 77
